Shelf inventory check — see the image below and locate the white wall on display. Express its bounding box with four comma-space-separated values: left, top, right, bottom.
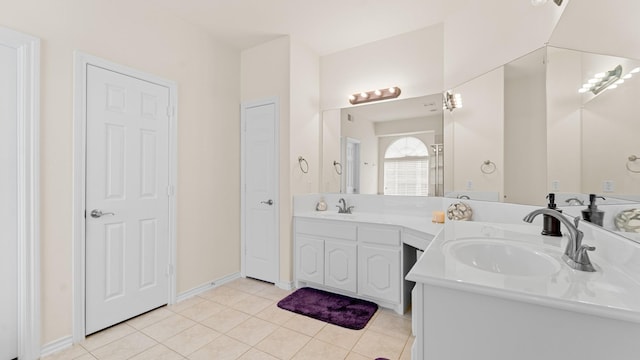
503, 48, 547, 206
374, 115, 442, 138
289, 38, 321, 280
445, 67, 504, 198
0, 0, 241, 345
290, 38, 321, 196
320, 24, 444, 110
546, 47, 582, 195
550, 0, 640, 61
241, 36, 321, 283
443, 0, 564, 89
241, 37, 292, 284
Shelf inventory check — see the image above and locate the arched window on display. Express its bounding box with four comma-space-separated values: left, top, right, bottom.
383, 137, 429, 196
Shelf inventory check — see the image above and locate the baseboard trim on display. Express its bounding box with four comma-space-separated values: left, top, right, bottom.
275, 281, 294, 291
176, 272, 241, 302
40, 335, 73, 358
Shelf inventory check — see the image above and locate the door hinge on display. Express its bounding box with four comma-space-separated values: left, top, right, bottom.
167, 185, 174, 196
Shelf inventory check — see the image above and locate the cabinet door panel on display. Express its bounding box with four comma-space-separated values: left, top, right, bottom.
325, 240, 357, 292
358, 245, 400, 303
296, 235, 324, 284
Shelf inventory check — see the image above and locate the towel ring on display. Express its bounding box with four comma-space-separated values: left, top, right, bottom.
333, 161, 343, 175
626, 155, 640, 173
298, 156, 309, 174
480, 160, 496, 174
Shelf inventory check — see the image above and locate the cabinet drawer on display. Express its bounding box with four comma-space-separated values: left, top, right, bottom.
296, 218, 357, 241
358, 224, 400, 246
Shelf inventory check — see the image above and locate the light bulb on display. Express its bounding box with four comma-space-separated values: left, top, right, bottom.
615, 79, 625, 85
631, 67, 640, 74
623, 74, 633, 79
594, 72, 606, 79
388, 87, 397, 94
349, 95, 356, 101
578, 88, 588, 93
588, 78, 599, 84
360, 92, 368, 99
374, 90, 382, 96
531, 0, 548, 6
608, 84, 618, 90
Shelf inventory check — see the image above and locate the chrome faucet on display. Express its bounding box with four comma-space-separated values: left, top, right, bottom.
523, 208, 596, 272
336, 198, 354, 214
565, 197, 584, 206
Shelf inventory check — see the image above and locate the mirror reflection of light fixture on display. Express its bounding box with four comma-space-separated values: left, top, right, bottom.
443, 90, 462, 112
348, 86, 401, 105
578, 65, 623, 95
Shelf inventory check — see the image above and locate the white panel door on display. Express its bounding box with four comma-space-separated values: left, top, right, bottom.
85, 65, 170, 335
243, 101, 278, 283
358, 245, 400, 303
0, 42, 18, 360
325, 240, 357, 292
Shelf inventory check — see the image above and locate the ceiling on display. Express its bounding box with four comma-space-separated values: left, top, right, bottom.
152, 0, 471, 55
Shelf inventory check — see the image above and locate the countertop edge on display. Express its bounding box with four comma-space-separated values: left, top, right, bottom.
406, 271, 640, 325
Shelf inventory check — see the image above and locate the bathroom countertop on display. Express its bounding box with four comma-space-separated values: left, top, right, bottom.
294, 211, 444, 248
406, 220, 640, 324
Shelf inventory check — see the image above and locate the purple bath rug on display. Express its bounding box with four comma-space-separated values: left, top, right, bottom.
277, 287, 378, 330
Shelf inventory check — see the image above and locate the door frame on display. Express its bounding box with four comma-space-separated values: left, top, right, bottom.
0, 26, 41, 360
72, 52, 178, 342
240, 97, 280, 284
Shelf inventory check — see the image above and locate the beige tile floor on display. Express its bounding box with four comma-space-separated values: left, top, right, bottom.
43, 278, 414, 360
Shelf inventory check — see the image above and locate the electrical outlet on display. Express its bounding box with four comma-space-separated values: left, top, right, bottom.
603, 180, 615, 192
551, 180, 560, 191
466, 180, 473, 190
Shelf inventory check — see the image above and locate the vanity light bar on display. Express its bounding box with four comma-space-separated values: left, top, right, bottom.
349, 87, 401, 105
578, 64, 623, 94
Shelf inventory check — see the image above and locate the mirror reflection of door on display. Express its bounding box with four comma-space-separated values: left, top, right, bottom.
342, 137, 360, 194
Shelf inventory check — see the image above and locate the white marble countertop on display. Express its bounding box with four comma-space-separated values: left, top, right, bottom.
406, 220, 640, 324
294, 211, 443, 236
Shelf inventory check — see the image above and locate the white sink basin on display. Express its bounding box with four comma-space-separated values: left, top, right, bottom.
445, 238, 561, 277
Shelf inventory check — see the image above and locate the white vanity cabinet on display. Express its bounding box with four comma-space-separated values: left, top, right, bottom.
325, 240, 357, 292
295, 218, 358, 293
294, 217, 411, 314
357, 224, 401, 303
296, 235, 324, 284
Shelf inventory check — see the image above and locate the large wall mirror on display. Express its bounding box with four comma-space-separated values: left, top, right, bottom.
321, 94, 444, 196
445, 45, 640, 241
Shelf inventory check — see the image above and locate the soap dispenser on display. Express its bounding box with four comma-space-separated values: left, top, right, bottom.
582, 194, 605, 226
542, 193, 562, 237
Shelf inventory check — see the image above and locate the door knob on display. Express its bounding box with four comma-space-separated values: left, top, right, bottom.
90, 209, 115, 218
260, 199, 274, 206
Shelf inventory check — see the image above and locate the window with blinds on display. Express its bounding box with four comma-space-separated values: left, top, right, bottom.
383, 137, 429, 196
